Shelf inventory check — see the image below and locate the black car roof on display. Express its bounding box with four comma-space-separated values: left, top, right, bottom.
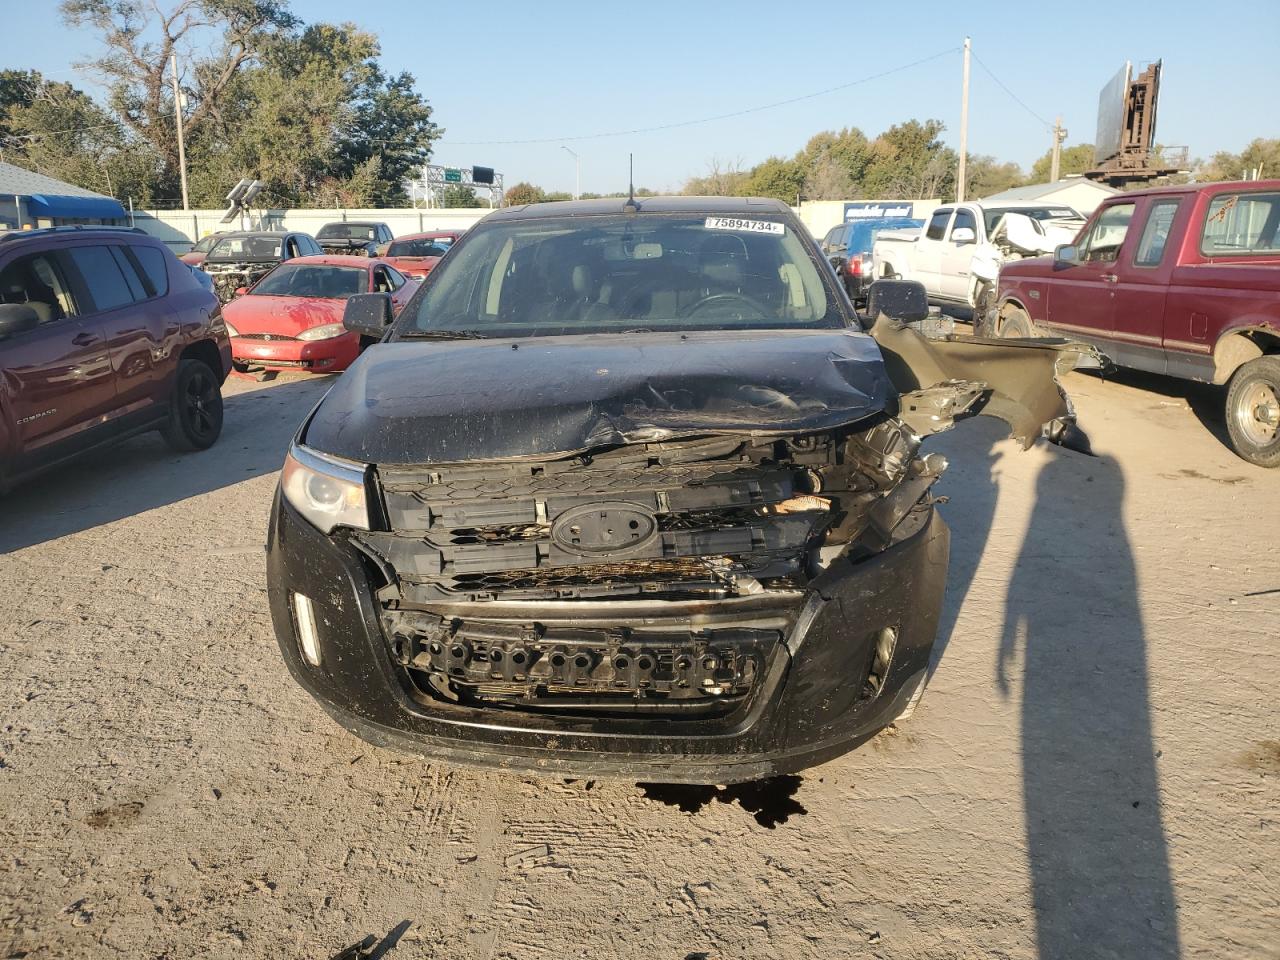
485, 195, 792, 222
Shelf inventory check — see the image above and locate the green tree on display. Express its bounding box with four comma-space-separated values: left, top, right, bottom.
1, 69, 161, 201
862, 119, 956, 199
741, 156, 805, 202
503, 182, 546, 205
1197, 138, 1280, 181
60, 0, 299, 199
966, 155, 1025, 198
441, 184, 482, 208
1028, 143, 1095, 182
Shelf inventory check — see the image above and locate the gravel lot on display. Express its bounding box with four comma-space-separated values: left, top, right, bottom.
2, 367, 1277, 960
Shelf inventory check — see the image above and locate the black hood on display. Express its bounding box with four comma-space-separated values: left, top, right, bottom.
303, 329, 894, 464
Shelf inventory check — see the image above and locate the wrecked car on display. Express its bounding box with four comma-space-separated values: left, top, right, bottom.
315, 221, 394, 258
266, 197, 1090, 783
201, 230, 322, 304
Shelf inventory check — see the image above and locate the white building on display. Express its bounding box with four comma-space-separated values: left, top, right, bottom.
979, 177, 1120, 215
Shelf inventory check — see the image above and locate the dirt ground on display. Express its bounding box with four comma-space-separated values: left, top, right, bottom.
1, 365, 1277, 960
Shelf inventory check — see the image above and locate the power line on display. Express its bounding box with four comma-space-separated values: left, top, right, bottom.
970, 51, 1053, 130
437, 47, 961, 147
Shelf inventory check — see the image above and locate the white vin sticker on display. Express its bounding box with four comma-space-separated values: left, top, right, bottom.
704, 217, 785, 235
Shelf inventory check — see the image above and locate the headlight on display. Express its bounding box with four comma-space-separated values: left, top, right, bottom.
297, 323, 347, 341
223, 318, 239, 337
280, 444, 369, 533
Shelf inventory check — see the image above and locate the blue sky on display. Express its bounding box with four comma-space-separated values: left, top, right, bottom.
4, 0, 1276, 194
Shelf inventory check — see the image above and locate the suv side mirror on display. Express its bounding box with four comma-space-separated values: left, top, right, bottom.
1054, 244, 1079, 264
343, 292, 394, 338
234, 286, 248, 297
0, 303, 40, 338
951, 226, 976, 244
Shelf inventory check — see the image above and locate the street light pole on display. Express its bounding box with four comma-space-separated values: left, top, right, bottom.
562, 145, 580, 200
956, 37, 970, 202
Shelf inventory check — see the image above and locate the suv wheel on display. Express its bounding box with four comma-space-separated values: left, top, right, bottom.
1225, 356, 1280, 468
162, 358, 224, 452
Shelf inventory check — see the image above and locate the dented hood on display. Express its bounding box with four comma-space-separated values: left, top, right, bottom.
303, 329, 895, 464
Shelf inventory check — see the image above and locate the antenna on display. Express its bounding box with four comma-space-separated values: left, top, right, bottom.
624, 153, 638, 211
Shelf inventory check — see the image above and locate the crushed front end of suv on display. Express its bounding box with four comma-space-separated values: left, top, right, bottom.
266, 198, 1091, 784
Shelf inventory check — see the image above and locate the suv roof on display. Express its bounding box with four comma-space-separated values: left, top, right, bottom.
0, 225, 149, 244
487, 195, 791, 222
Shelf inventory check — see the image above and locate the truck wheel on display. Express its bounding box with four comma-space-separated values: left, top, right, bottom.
1225, 356, 1280, 468
973, 283, 998, 336
999, 305, 1035, 339
161, 358, 224, 452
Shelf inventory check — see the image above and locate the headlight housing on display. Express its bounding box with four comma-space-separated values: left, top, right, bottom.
281, 444, 369, 533
297, 323, 347, 341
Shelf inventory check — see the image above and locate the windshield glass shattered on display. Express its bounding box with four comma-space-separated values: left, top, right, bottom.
251, 264, 366, 299
399, 214, 841, 337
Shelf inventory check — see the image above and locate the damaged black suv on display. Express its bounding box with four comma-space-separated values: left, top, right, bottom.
266, 197, 1088, 783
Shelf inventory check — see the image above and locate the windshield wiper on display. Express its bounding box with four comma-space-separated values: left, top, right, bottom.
398, 329, 491, 340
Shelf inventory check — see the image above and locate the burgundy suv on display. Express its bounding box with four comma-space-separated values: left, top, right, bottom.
0, 227, 231, 490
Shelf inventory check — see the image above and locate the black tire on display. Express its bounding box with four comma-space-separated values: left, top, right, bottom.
1224, 355, 1280, 468
162, 358, 224, 452
999, 305, 1035, 339
972, 283, 998, 336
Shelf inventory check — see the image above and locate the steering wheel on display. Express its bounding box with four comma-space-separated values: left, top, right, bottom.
680, 292, 771, 320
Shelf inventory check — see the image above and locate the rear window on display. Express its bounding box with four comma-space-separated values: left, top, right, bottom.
317, 223, 379, 240
1201, 192, 1280, 256
133, 245, 171, 296
387, 237, 453, 258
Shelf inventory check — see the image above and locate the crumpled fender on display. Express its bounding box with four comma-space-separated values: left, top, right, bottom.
869, 318, 1098, 449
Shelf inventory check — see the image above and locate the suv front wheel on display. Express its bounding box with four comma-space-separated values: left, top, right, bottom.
1225, 355, 1280, 468
162, 358, 224, 452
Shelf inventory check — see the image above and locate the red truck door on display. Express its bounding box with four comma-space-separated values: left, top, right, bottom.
1045, 200, 1138, 342
1106, 197, 1186, 374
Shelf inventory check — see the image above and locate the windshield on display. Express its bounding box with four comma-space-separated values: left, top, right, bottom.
317, 223, 379, 240
387, 237, 454, 258
192, 235, 218, 253
399, 214, 840, 338
251, 264, 367, 299
208, 235, 284, 260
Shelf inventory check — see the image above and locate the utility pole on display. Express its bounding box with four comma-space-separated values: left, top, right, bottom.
1050, 116, 1068, 182
170, 53, 190, 211
956, 37, 971, 202
561, 145, 580, 199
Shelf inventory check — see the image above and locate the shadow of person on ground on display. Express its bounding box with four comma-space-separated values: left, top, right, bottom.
0, 376, 331, 554
925, 416, 1004, 680
998, 446, 1180, 958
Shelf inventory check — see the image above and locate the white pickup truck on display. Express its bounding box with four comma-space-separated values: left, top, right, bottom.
871, 201, 1086, 316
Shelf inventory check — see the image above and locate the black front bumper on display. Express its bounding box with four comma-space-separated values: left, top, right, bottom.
267, 493, 950, 784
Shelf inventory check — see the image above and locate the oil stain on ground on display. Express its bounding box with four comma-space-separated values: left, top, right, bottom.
638, 775, 807, 828
84, 801, 144, 828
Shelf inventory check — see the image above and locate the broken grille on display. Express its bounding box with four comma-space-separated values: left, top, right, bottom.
353, 437, 830, 602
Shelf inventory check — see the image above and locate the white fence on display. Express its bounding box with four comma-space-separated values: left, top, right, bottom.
130, 207, 496, 252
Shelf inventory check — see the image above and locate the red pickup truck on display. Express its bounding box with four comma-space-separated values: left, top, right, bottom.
991, 180, 1280, 466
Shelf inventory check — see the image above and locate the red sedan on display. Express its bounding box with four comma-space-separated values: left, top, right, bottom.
380, 231, 462, 280
223, 256, 416, 375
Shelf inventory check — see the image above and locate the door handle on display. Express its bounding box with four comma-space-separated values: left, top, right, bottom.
1101, 273, 1118, 283
72, 332, 98, 346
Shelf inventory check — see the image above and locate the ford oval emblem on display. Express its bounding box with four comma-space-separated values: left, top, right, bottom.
551, 502, 658, 556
